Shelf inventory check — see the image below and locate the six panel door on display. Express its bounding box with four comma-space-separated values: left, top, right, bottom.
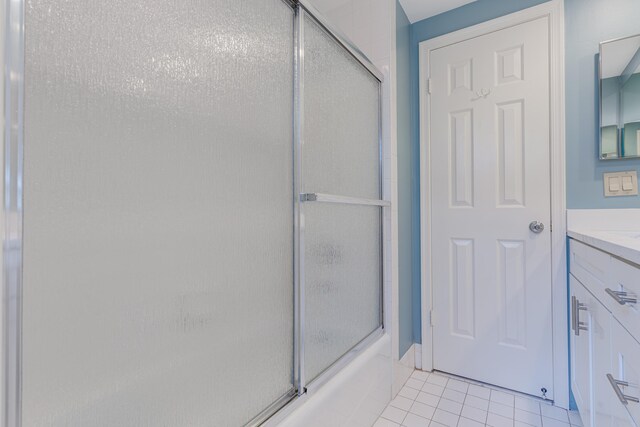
429, 16, 553, 397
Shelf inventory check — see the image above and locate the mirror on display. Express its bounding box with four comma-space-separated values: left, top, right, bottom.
600, 34, 640, 159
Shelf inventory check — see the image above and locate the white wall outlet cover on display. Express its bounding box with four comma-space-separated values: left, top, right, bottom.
603, 171, 638, 197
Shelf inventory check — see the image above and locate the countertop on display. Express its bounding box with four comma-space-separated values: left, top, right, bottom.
567, 229, 640, 266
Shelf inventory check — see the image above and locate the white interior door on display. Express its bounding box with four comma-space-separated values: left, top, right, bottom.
428, 17, 554, 397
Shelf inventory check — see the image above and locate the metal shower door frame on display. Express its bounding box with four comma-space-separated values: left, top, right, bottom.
292, 0, 386, 399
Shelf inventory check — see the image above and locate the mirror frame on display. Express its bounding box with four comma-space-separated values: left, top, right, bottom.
599, 34, 640, 160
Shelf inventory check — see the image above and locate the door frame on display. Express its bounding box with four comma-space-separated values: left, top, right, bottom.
418, 0, 568, 408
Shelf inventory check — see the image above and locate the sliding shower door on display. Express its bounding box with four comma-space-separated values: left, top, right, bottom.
300, 13, 384, 385
21, 0, 295, 425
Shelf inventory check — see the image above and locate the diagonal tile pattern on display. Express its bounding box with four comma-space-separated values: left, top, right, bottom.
374, 370, 583, 427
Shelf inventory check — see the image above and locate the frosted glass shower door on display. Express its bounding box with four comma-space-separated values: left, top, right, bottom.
21, 0, 295, 426
301, 14, 384, 384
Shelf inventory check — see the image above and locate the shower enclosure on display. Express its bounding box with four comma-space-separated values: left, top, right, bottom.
2, 0, 386, 426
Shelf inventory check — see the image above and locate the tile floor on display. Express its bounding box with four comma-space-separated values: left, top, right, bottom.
374, 370, 582, 427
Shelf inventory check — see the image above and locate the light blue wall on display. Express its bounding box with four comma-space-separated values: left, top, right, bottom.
396, 0, 413, 358
565, 0, 640, 209
408, 0, 551, 345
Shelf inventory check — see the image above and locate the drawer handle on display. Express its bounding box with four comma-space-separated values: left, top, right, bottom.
571, 296, 588, 336
607, 374, 640, 405
605, 288, 638, 305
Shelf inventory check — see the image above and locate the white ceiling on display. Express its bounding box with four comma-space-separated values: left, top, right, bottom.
601, 36, 640, 79
399, 0, 478, 24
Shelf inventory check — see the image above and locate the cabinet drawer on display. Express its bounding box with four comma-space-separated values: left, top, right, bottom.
609, 256, 640, 342
611, 320, 640, 426
570, 239, 611, 296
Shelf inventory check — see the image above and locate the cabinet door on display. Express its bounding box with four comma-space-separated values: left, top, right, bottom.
610, 320, 640, 427
589, 285, 614, 427
571, 275, 594, 427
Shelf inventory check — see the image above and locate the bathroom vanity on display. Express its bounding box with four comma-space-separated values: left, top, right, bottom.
568, 210, 640, 427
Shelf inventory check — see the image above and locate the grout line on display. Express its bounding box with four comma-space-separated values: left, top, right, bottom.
433, 370, 551, 405
380, 370, 579, 427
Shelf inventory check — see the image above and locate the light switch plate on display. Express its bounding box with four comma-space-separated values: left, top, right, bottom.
604, 171, 638, 197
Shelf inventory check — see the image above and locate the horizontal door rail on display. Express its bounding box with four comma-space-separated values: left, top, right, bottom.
300, 192, 390, 207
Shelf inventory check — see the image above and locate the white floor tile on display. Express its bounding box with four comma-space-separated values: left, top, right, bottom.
515, 408, 542, 427
421, 382, 444, 396
465, 395, 490, 411
431, 408, 460, 427
405, 378, 425, 390
375, 370, 572, 427
491, 390, 515, 407
468, 384, 491, 400
373, 418, 401, 427
461, 405, 488, 423
458, 417, 485, 427
487, 412, 515, 427
400, 412, 430, 427
515, 397, 541, 415
409, 401, 436, 420
542, 417, 570, 427
446, 378, 469, 393
390, 396, 414, 411
415, 391, 440, 407
437, 398, 463, 415
489, 401, 514, 419
541, 405, 568, 423
426, 374, 449, 387
568, 411, 582, 426
399, 386, 419, 400
410, 370, 430, 382
442, 388, 466, 404
381, 405, 408, 424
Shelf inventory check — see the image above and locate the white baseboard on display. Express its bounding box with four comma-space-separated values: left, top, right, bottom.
400, 344, 415, 367
414, 344, 422, 370
392, 344, 416, 396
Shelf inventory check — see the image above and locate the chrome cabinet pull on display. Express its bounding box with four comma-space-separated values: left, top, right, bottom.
571, 296, 577, 332
571, 295, 588, 336
529, 221, 544, 233
607, 374, 640, 405
605, 288, 637, 305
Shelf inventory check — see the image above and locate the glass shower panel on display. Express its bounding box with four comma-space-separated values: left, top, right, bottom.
303, 16, 381, 200
304, 203, 382, 382
22, 1, 294, 426
301, 14, 383, 383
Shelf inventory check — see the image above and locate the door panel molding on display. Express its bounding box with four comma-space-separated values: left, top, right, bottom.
419, 0, 567, 408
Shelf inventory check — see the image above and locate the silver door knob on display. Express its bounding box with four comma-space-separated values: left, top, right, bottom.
529, 221, 544, 233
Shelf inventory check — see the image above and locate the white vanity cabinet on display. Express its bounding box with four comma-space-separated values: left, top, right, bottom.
569, 275, 594, 427
569, 239, 639, 427
612, 319, 640, 426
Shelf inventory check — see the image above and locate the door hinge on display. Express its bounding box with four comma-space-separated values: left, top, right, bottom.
427, 78, 432, 94
429, 310, 435, 327
550, 221, 553, 232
